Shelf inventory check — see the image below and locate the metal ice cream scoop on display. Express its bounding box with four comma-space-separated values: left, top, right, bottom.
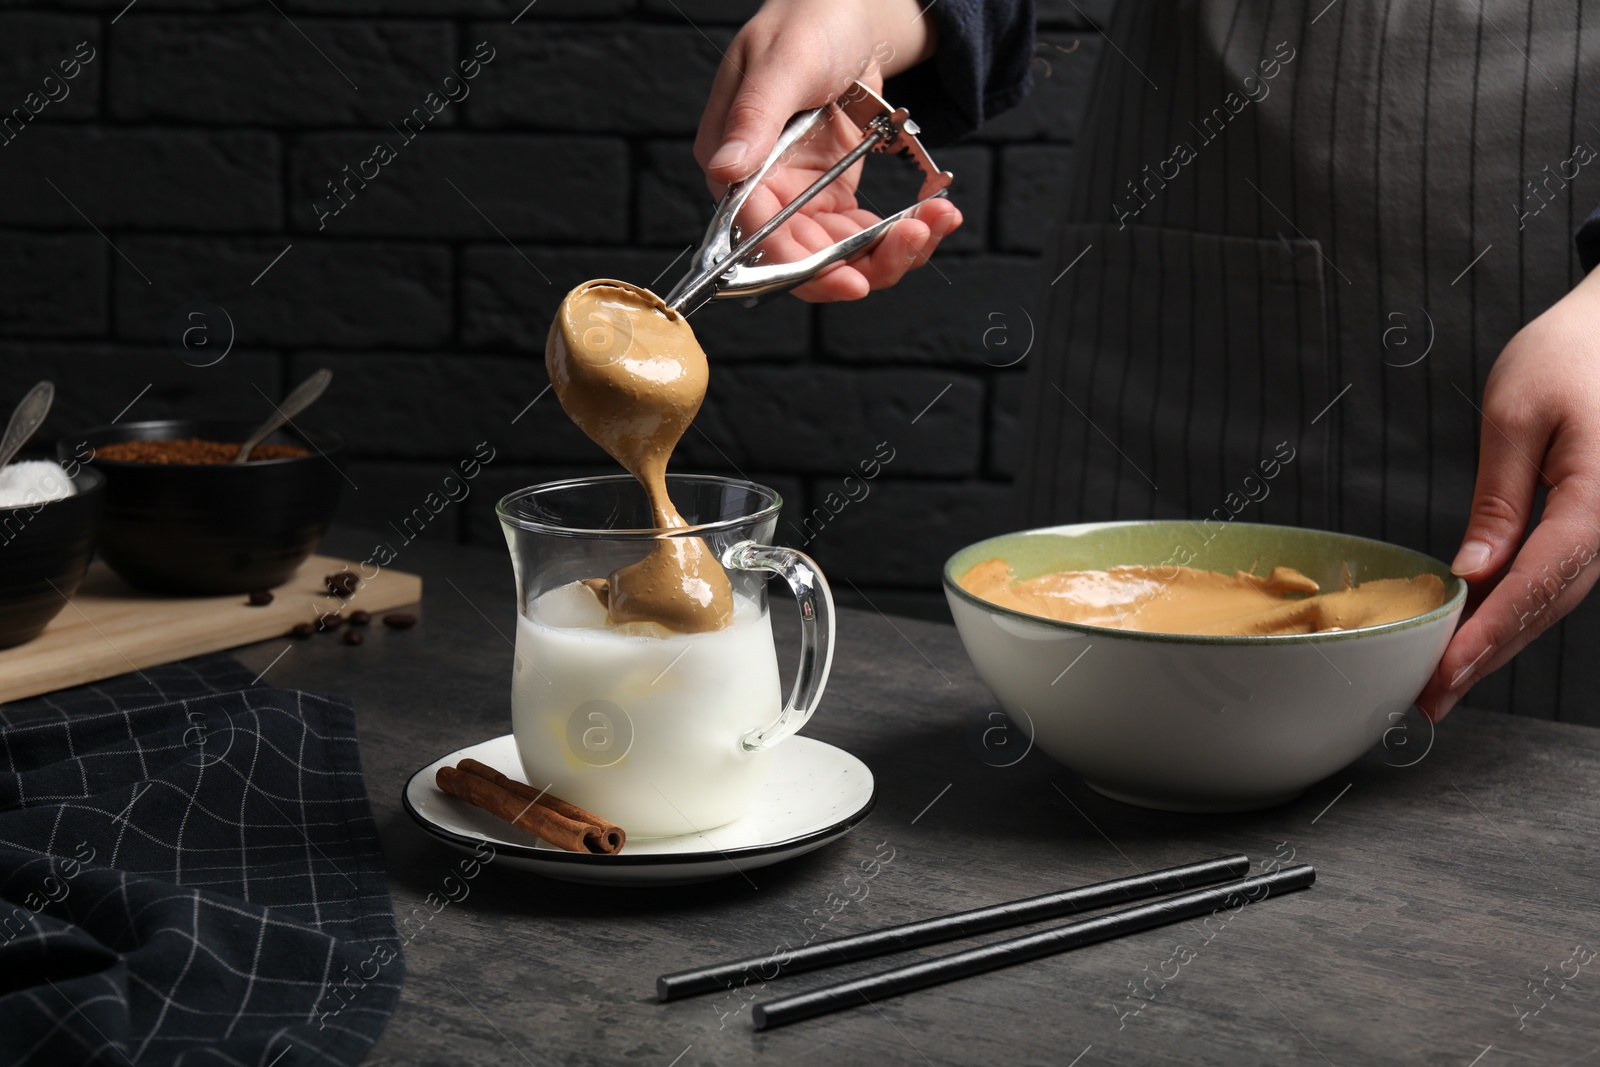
662, 80, 953, 317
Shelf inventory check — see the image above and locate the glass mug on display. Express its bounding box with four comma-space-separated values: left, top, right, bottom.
497, 474, 835, 839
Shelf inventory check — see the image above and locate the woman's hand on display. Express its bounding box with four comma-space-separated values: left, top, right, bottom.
694, 0, 963, 301
1417, 266, 1600, 721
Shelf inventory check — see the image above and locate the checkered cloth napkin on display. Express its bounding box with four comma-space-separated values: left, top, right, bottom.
0, 654, 404, 1066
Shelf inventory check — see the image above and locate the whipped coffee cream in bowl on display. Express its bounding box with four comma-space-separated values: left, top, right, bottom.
944, 520, 1466, 812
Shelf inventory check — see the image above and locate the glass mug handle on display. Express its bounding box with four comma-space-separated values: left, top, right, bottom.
724, 541, 836, 752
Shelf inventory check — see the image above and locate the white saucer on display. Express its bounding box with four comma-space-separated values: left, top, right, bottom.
402, 734, 876, 886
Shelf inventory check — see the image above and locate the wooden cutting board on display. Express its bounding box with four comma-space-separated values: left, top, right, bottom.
0, 554, 422, 704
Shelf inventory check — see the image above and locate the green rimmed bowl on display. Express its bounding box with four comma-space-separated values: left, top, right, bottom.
943, 521, 1467, 812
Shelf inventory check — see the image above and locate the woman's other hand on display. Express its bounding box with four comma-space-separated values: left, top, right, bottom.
1417, 266, 1600, 721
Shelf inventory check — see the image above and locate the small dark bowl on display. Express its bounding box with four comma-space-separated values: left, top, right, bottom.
0, 460, 104, 649
68, 419, 346, 596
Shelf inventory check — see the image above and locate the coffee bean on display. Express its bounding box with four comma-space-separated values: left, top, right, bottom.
247, 589, 274, 606
325, 572, 359, 597
289, 622, 315, 639
318, 612, 343, 631
382, 612, 417, 630
348, 610, 371, 626
342, 629, 365, 646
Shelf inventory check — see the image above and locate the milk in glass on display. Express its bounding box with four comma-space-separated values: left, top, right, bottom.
512, 579, 782, 837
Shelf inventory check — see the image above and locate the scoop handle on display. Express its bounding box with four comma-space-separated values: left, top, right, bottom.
0, 381, 54, 471
233, 368, 332, 463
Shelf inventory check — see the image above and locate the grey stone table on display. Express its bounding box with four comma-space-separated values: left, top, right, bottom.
232, 530, 1600, 1067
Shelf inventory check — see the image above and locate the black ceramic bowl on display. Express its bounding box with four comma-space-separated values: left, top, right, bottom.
69, 420, 346, 596
0, 460, 104, 649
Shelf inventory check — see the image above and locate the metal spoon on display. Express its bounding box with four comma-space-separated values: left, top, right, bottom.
0, 380, 55, 473
234, 368, 333, 464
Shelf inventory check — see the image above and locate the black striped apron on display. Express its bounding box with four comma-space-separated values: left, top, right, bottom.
1017, 0, 1600, 722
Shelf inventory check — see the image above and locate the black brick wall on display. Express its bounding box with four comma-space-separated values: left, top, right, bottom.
0, 0, 1103, 621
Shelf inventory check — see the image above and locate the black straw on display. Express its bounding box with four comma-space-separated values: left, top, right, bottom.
657, 853, 1251, 1002
751, 865, 1315, 1030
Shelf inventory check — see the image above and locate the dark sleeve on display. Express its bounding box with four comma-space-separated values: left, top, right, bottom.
1577, 205, 1600, 273
883, 0, 1037, 147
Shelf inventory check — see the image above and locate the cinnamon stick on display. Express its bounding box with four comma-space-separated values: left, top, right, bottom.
458, 759, 625, 840
437, 762, 625, 855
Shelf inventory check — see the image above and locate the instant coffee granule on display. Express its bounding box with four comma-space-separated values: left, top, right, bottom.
98, 438, 311, 465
